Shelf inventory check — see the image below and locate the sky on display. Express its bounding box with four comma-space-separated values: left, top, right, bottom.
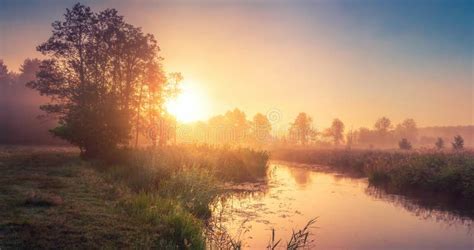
0, 0, 472, 129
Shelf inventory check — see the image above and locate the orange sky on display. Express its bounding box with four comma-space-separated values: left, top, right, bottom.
1, 0, 472, 129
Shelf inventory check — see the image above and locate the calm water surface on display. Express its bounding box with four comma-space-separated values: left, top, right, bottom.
214, 162, 473, 249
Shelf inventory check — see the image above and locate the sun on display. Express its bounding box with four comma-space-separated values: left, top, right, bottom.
165, 80, 209, 123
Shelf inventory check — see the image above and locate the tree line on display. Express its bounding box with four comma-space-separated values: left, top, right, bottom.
175, 110, 466, 151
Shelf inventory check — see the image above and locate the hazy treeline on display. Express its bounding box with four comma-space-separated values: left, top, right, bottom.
0, 59, 65, 145
2, 57, 471, 150
176, 111, 472, 150
176, 108, 272, 147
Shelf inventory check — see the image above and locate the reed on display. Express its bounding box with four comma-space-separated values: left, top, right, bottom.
272, 148, 474, 199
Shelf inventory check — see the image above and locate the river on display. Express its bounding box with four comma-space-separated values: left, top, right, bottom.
212, 161, 473, 249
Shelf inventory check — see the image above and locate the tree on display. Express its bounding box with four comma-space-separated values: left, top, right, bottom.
225, 108, 250, 144
373, 116, 394, 147
395, 118, 418, 142
324, 118, 345, 146
398, 138, 412, 150
289, 112, 315, 145
452, 135, 464, 151
374, 117, 392, 133
18, 59, 42, 84
251, 113, 272, 145
0, 60, 12, 87
435, 137, 444, 150
27, 4, 168, 158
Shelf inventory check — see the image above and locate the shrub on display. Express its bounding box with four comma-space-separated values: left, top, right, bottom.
452, 135, 464, 151
398, 138, 412, 150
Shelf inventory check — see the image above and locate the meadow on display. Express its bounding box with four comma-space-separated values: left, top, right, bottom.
272, 148, 474, 201
0, 146, 317, 249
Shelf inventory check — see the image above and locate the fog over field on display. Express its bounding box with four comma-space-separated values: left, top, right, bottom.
0, 1, 472, 249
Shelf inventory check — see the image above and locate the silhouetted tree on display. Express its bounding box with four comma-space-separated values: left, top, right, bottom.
0, 60, 12, 87
452, 135, 464, 151
324, 118, 345, 146
289, 113, 315, 145
398, 138, 412, 150
27, 3, 168, 158
435, 137, 444, 150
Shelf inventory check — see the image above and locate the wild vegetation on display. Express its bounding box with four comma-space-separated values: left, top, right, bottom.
0, 1, 472, 249
272, 148, 474, 200
0, 146, 326, 249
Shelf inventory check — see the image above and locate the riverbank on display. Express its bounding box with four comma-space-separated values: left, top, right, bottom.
271, 149, 474, 201
213, 162, 473, 249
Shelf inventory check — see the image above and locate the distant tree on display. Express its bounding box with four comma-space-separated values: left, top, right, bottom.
374, 117, 392, 133
374, 116, 394, 147
18, 59, 41, 83
435, 137, 444, 150
225, 108, 250, 144
452, 135, 464, 151
0, 60, 11, 86
355, 127, 373, 146
251, 113, 272, 145
289, 112, 315, 145
27, 4, 167, 158
324, 118, 345, 146
395, 118, 418, 142
398, 138, 412, 150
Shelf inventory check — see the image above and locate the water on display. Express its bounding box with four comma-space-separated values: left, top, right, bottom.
213, 162, 473, 249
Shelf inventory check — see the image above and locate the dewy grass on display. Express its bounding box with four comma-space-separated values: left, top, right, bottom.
94, 145, 271, 248
119, 193, 206, 249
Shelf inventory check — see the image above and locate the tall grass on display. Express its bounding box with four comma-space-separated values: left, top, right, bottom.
120, 193, 206, 249
102, 144, 269, 183
272, 148, 474, 200
94, 144, 270, 248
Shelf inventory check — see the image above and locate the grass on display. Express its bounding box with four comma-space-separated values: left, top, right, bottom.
1, 146, 320, 249
102, 144, 269, 183
0, 145, 272, 249
272, 148, 474, 200
119, 193, 205, 249
0, 151, 157, 248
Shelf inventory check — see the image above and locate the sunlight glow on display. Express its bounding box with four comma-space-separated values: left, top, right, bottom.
165, 80, 210, 123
